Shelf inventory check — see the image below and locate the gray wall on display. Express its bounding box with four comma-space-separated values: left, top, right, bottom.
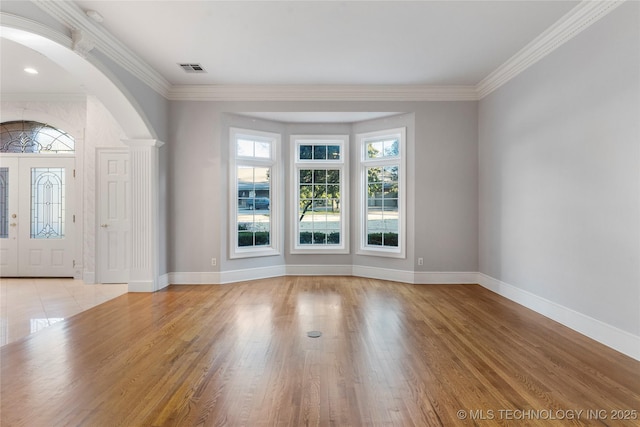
478, 1, 640, 335
167, 101, 478, 274
91, 51, 170, 143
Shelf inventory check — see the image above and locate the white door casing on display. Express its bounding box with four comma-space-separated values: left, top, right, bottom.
97, 149, 129, 283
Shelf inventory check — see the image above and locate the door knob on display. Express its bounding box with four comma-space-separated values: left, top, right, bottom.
101, 224, 109, 228
11, 213, 16, 219
10, 223, 17, 227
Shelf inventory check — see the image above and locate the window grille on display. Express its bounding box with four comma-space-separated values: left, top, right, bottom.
0, 121, 75, 154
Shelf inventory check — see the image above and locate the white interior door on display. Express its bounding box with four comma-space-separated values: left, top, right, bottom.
0, 156, 76, 277
0, 158, 19, 276
97, 150, 129, 283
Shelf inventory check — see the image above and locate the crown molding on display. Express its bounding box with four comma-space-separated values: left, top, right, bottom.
168, 84, 479, 102
31, 0, 171, 97
476, 0, 625, 99
11, 1, 624, 102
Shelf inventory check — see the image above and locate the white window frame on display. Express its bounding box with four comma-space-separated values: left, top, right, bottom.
357, 127, 406, 258
229, 127, 281, 259
291, 135, 349, 254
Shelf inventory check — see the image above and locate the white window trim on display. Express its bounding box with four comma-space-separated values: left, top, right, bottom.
357, 127, 406, 258
229, 127, 281, 259
290, 135, 349, 254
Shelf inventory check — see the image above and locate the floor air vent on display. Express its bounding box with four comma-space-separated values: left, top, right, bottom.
178, 63, 207, 73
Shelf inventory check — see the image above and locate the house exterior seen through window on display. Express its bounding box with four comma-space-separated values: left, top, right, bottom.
358, 128, 406, 258
230, 128, 280, 259
291, 135, 348, 253
229, 126, 405, 260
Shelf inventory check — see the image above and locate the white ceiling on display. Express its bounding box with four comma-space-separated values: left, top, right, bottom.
0, 38, 85, 95
1, 0, 583, 98
71, 0, 578, 86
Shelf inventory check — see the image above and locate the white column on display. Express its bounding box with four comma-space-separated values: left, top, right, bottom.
122, 139, 164, 292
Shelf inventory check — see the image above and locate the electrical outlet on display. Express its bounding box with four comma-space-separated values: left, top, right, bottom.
417, 257, 424, 266
211, 257, 217, 266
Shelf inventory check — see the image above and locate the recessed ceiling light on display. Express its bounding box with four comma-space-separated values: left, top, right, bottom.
24, 67, 38, 75
86, 10, 104, 23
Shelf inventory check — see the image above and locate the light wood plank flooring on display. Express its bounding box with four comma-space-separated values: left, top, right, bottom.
1, 276, 638, 426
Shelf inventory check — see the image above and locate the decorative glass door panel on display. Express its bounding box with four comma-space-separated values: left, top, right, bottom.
0, 167, 8, 239
0, 159, 18, 276
31, 167, 66, 239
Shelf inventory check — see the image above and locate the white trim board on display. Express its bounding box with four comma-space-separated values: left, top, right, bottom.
477, 273, 640, 362
128, 280, 155, 293
169, 266, 478, 286
167, 85, 478, 102
413, 271, 478, 284
158, 273, 170, 290
286, 265, 353, 276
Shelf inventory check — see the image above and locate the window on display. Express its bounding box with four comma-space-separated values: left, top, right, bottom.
357, 128, 406, 257
292, 135, 348, 253
1, 121, 75, 153
230, 128, 280, 258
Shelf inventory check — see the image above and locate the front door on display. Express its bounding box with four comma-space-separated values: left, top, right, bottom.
0, 155, 76, 277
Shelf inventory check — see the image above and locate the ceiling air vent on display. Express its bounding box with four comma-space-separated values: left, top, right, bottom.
178, 63, 207, 73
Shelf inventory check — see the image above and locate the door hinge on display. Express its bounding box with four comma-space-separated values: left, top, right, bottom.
73, 260, 76, 267
73, 169, 76, 178
73, 214, 76, 223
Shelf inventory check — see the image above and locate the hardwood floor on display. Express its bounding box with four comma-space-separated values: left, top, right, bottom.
1, 276, 638, 426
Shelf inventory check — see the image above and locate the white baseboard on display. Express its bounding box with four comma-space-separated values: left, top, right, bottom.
168, 271, 221, 285
286, 264, 353, 276
414, 271, 479, 284
128, 280, 155, 292
169, 265, 287, 285
220, 265, 286, 284
158, 273, 170, 290
352, 265, 415, 283
477, 273, 640, 361
168, 267, 477, 285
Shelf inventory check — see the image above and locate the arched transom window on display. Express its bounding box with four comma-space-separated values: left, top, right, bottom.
0, 121, 75, 153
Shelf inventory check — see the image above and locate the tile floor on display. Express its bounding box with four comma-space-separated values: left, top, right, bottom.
0, 278, 128, 346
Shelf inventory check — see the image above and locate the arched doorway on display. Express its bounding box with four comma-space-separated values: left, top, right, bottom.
1, 17, 163, 292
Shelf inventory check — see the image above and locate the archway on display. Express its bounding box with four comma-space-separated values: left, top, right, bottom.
1, 16, 163, 292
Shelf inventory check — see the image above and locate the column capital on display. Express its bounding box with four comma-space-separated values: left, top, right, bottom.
122, 139, 165, 148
